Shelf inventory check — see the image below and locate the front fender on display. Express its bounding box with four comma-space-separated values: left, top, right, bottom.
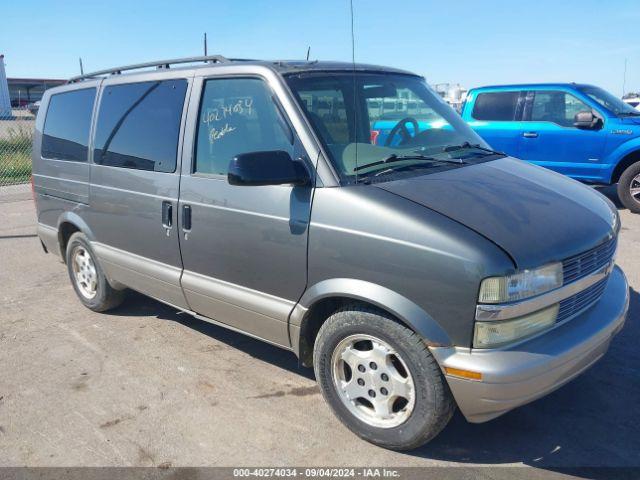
603, 136, 640, 182
291, 278, 452, 348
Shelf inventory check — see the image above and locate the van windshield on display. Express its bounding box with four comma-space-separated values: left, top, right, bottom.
286, 72, 500, 184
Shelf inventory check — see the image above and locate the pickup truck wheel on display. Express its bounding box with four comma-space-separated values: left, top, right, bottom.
313, 304, 455, 450
66, 232, 125, 312
618, 162, 640, 213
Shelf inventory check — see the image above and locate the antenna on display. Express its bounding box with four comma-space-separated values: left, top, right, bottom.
306, 46, 311, 61
623, 58, 628, 97
79, 57, 84, 75
349, 0, 358, 184
204, 32, 208, 56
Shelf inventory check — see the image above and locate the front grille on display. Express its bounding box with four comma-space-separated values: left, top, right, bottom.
557, 277, 608, 323
562, 237, 617, 285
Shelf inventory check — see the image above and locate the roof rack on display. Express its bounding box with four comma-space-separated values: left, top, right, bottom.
68, 55, 230, 83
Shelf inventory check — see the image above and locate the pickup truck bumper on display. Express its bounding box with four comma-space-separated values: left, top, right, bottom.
430, 265, 629, 423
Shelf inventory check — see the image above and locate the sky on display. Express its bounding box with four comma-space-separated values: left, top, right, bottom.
1, 0, 639, 95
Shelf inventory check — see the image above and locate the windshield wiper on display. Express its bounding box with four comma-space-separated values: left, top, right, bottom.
618, 111, 640, 117
442, 141, 505, 156
354, 154, 465, 172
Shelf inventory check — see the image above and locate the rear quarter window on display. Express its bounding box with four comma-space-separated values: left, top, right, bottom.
472, 91, 520, 121
93, 79, 188, 172
42, 88, 96, 161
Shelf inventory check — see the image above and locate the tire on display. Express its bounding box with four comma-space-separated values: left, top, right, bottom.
617, 161, 640, 213
313, 304, 456, 450
65, 232, 125, 312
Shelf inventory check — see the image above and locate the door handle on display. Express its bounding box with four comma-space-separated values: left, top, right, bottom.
182, 205, 192, 231
161, 201, 173, 228
523, 132, 539, 138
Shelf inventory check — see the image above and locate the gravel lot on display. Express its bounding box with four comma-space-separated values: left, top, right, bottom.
0, 187, 638, 475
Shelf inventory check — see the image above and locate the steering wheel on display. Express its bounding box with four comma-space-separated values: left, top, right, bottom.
384, 117, 420, 146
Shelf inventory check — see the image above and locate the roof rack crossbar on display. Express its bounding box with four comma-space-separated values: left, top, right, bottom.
68, 55, 229, 82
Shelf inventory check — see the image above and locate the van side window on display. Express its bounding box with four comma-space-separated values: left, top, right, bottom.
94, 79, 187, 172
530, 91, 590, 127
42, 88, 96, 161
472, 92, 519, 121
195, 78, 293, 175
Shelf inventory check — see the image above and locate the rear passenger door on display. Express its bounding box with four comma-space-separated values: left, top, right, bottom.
87, 72, 191, 308
178, 74, 314, 347
466, 90, 525, 156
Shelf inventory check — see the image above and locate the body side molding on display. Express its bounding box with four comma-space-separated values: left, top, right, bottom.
91, 241, 189, 309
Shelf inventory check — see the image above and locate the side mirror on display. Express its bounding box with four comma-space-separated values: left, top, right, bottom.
228, 150, 310, 187
574, 110, 600, 129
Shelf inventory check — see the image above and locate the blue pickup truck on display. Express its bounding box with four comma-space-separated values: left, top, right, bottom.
459, 83, 640, 213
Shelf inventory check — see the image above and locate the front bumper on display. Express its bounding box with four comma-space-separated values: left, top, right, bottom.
430, 265, 629, 423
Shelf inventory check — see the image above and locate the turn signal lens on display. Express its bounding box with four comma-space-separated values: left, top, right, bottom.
444, 367, 482, 381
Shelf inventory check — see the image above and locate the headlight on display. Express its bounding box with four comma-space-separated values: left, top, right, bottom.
478, 263, 563, 304
473, 304, 559, 348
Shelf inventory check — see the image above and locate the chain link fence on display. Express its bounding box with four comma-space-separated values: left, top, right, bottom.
0, 107, 35, 187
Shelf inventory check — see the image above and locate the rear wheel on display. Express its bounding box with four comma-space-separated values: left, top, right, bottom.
313, 304, 455, 450
66, 232, 125, 312
617, 161, 640, 213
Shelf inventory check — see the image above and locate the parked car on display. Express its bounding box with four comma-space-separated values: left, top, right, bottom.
622, 94, 640, 111
27, 101, 40, 116
461, 83, 640, 213
371, 112, 448, 146
32, 57, 628, 450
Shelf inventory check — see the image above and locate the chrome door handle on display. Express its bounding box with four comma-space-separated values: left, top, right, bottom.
523, 132, 539, 138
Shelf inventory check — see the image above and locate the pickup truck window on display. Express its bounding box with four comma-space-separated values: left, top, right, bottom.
472, 92, 519, 121
578, 85, 640, 116
530, 91, 589, 127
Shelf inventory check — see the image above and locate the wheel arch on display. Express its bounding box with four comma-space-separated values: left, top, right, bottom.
611, 149, 640, 184
291, 279, 452, 367
56, 212, 96, 262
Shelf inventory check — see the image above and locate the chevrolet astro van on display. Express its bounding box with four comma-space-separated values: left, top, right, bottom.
32, 56, 629, 450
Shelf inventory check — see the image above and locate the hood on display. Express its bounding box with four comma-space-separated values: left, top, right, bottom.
376, 158, 618, 269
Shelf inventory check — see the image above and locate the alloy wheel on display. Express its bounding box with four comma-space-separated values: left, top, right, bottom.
331, 334, 416, 428
72, 246, 97, 299
631, 173, 640, 202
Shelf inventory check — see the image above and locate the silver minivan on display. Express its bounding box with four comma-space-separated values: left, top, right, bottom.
33, 56, 629, 450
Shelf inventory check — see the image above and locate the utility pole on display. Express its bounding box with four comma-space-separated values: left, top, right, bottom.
623, 58, 628, 97
204, 32, 208, 56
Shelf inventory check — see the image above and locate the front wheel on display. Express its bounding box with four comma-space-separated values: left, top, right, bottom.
313, 305, 455, 450
617, 161, 640, 213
